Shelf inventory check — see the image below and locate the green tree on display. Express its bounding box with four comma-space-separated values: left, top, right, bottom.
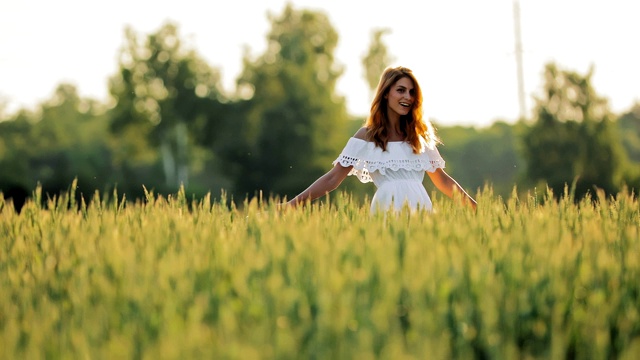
0, 110, 33, 190
521, 63, 626, 198
616, 103, 640, 190
362, 28, 394, 95
436, 121, 525, 197
0, 97, 9, 122
108, 22, 229, 192
233, 4, 349, 199
0, 84, 113, 199
617, 102, 640, 162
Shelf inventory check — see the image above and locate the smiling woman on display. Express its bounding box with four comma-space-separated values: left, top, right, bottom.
285, 66, 477, 213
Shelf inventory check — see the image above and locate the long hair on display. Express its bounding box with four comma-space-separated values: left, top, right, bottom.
365, 66, 440, 153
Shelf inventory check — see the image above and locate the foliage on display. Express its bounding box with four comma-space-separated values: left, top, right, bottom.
521, 63, 627, 199
1, 185, 639, 358
108, 22, 230, 192
617, 103, 640, 163
362, 28, 394, 95
233, 4, 349, 199
0, 84, 112, 200
434, 121, 526, 197
616, 103, 640, 190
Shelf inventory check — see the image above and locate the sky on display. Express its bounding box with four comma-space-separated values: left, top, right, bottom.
1, 0, 638, 127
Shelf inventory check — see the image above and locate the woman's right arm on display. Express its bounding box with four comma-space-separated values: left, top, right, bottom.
287, 128, 366, 207
286, 164, 353, 207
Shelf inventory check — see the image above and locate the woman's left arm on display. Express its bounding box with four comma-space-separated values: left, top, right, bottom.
427, 168, 477, 210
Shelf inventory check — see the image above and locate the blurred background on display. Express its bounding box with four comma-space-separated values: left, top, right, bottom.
1, 0, 639, 210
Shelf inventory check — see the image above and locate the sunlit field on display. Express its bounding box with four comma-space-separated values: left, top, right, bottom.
1, 182, 639, 359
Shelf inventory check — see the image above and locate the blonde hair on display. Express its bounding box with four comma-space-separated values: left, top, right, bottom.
365, 66, 440, 153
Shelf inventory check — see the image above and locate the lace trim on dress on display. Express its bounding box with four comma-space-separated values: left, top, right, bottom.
331, 138, 446, 183
334, 156, 445, 183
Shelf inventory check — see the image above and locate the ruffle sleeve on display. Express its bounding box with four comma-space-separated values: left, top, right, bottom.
332, 138, 445, 183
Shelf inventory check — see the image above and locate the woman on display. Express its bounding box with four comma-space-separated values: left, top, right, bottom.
286, 66, 477, 212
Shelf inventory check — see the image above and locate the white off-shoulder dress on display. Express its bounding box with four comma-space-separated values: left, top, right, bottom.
333, 137, 445, 212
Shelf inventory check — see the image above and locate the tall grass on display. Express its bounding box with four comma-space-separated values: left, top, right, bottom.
1, 183, 639, 359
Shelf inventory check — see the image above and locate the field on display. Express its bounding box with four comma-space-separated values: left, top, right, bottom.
1, 183, 639, 359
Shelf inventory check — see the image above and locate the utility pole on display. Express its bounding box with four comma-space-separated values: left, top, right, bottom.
513, 0, 526, 119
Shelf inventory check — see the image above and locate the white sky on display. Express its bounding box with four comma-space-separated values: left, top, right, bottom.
1, 0, 638, 127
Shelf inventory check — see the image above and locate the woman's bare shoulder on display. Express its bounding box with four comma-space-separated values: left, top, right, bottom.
353, 127, 368, 140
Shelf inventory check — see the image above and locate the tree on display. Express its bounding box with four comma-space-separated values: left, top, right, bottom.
233, 4, 349, 199
521, 63, 626, 198
436, 121, 525, 197
362, 28, 394, 96
617, 102, 640, 162
0, 84, 113, 205
0, 110, 33, 193
108, 22, 229, 192
616, 103, 640, 191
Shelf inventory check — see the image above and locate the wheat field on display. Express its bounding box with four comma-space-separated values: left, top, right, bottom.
1, 182, 639, 359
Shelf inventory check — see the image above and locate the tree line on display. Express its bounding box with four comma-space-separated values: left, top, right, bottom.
1, 4, 639, 211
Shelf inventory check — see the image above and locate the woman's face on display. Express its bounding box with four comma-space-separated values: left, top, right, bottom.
385, 76, 415, 117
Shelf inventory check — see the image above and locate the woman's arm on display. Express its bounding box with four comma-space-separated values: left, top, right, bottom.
287, 128, 366, 207
286, 164, 353, 207
427, 168, 477, 210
